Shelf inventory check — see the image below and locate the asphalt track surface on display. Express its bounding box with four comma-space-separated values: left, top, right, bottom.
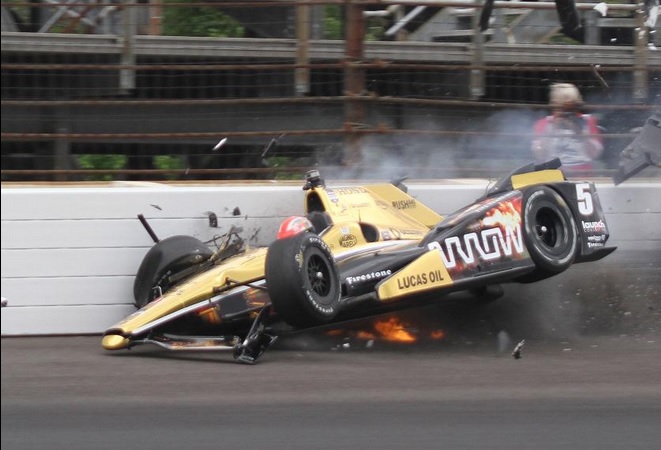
2, 246, 660, 450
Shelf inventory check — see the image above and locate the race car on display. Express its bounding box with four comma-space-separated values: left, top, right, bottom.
101, 158, 615, 363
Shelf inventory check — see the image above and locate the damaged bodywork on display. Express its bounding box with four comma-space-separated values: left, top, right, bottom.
613, 112, 661, 185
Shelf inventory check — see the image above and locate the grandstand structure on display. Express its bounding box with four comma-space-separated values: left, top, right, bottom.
1, 0, 660, 180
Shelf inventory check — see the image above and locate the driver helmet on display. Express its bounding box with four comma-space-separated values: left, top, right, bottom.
277, 216, 314, 239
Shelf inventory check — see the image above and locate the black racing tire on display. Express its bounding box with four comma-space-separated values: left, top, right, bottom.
265, 232, 341, 328
133, 235, 213, 308
520, 186, 578, 282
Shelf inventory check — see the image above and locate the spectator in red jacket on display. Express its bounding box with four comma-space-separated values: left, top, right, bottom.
532, 83, 603, 171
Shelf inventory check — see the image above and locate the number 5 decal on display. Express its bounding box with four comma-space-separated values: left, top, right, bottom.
576, 183, 594, 215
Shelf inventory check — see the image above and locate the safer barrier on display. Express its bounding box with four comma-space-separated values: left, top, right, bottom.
1, 180, 659, 335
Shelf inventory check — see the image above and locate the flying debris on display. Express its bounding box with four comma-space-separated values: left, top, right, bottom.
204, 211, 218, 228
512, 340, 525, 360
212, 138, 228, 151
260, 134, 285, 166
613, 112, 661, 185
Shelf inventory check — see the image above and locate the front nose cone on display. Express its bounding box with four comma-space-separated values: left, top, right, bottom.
102, 334, 130, 350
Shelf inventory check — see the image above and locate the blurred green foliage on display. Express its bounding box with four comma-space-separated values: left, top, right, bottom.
77, 154, 127, 181
323, 5, 343, 39
263, 156, 304, 180
162, 0, 244, 37
154, 155, 186, 180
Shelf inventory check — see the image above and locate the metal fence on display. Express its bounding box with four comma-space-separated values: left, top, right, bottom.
2, 0, 660, 181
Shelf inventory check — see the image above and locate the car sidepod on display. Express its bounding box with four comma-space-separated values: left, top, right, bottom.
376, 249, 454, 301
377, 190, 536, 302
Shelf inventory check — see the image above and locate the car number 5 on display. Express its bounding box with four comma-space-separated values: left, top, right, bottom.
576, 183, 594, 216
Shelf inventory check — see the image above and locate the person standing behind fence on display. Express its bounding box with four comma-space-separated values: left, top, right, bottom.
531, 83, 603, 172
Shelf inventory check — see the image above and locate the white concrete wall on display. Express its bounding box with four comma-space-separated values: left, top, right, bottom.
2, 181, 659, 336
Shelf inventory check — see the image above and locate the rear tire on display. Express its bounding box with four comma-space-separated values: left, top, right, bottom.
519, 186, 578, 282
265, 232, 341, 328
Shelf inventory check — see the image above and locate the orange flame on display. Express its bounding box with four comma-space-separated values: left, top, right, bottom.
356, 330, 377, 340
373, 317, 416, 343
327, 316, 416, 343
197, 306, 221, 324
328, 315, 447, 344
430, 329, 446, 340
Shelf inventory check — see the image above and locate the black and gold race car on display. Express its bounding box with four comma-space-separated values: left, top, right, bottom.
102, 159, 615, 363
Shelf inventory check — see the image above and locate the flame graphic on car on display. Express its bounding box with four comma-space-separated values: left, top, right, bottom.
481, 199, 522, 230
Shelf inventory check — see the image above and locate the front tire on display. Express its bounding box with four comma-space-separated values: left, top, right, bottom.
265, 232, 341, 328
520, 186, 578, 281
133, 235, 213, 308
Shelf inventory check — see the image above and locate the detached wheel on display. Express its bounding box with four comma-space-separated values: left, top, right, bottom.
520, 186, 578, 281
133, 235, 213, 308
265, 232, 341, 328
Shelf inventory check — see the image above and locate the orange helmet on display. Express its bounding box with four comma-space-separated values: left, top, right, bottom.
276, 216, 314, 239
